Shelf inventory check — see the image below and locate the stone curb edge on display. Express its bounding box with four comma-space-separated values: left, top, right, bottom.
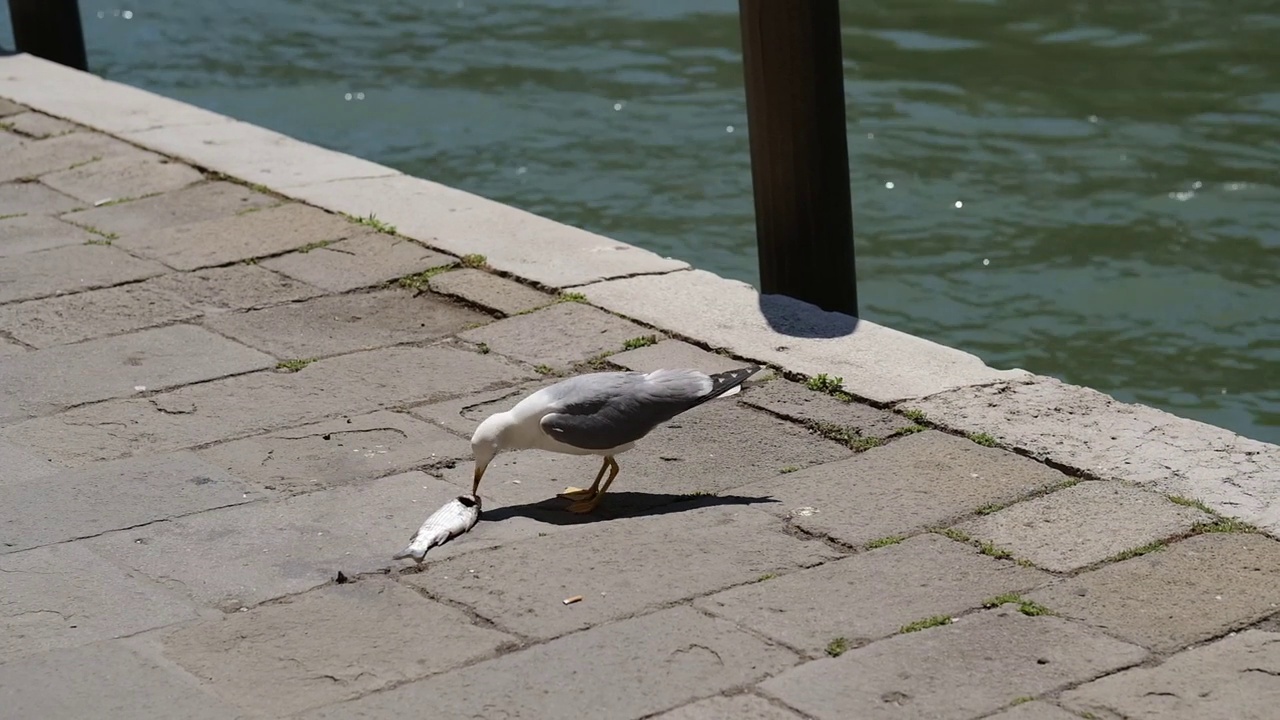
2, 53, 1276, 534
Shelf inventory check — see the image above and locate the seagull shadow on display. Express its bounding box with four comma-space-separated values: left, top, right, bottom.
481, 491, 779, 526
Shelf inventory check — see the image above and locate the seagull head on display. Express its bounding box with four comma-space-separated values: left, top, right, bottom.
469, 412, 514, 494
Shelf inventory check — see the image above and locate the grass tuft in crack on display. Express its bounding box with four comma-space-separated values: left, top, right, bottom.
983, 593, 1051, 617
622, 335, 659, 351
825, 637, 850, 657
460, 253, 488, 269
396, 264, 453, 290
806, 373, 853, 402
558, 291, 588, 303
276, 358, 316, 373
356, 213, 396, 234
900, 615, 951, 634
968, 432, 998, 447
865, 535, 904, 550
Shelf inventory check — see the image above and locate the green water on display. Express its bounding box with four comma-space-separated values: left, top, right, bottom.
5, 0, 1278, 443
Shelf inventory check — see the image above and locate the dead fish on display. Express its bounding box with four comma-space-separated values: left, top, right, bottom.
393, 494, 481, 564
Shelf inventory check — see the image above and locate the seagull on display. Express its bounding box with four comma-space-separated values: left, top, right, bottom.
469, 365, 761, 513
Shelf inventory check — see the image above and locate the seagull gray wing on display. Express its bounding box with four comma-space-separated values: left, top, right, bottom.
539, 366, 758, 450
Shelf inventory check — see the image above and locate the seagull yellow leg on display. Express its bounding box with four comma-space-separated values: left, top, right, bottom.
568, 456, 619, 514
558, 457, 609, 501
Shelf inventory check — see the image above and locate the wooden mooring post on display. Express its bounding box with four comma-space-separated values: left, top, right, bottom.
6, 0, 88, 71
738, 0, 857, 316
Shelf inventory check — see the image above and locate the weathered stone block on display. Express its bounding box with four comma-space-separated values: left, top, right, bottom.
1028, 532, 1280, 652
0, 97, 25, 116
405, 504, 841, 640
0, 641, 243, 720
739, 431, 1070, 549
0, 111, 77, 138
0, 180, 83, 216
283, 173, 690, 288
61, 180, 276, 237
299, 606, 797, 720
909, 375, 1280, 536
202, 288, 487, 359
41, 154, 204, 204
459, 300, 652, 370
261, 232, 454, 292
0, 324, 274, 424
740, 378, 912, 439
1060, 629, 1280, 720
0, 131, 146, 182
0, 214, 96, 256
695, 534, 1049, 656
116, 202, 360, 270
158, 579, 513, 716
196, 410, 470, 494
0, 345, 533, 465
759, 608, 1147, 720
0, 243, 165, 303
984, 701, 1081, 720
651, 695, 806, 720
427, 267, 555, 316
0, 438, 56, 485
611, 338, 756, 375
955, 482, 1212, 572
145, 264, 321, 311
1, 451, 254, 554
0, 337, 24, 357
85, 472, 510, 609
0, 543, 198, 661
0, 280, 200, 347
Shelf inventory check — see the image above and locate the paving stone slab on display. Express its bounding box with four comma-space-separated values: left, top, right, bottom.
411, 380, 548, 437
0, 243, 166, 303
146, 263, 321, 311
261, 232, 455, 292
283, 173, 690, 288
740, 378, 912, 440
433, 400, 852, 509
404, 504, 841, 640
0, 640, 246, 720
0, 213, 97, 257
0, 130, 147, 182
1, 451, 254, 554
0, 97, 25, 116
738, 431, 1071, 549
909, 375, 1280, 536
695, 534, 1050, 656
0, 280, 200, 347
299, 605, 797, 720
115, 202, 361, 270
0, 345, 534, 466
41, 153, 204, 204
459, 300, 655, 371
126, 117, 401, 188
580, 270, 1027, 404
651, 695, 806, 720
60, 180, 277, 237
0, 180, 84, 215
1028, 532, 1280, 652
86, 472, 532, 609
0, 542, 199, 661
759, 608, 1147, 720
1059, 629, 1280, 720
427, 266, 556, 316
610, 338, 768, 377
157, 578, 513, 716
0, 324, 274, 424
197, 410, 470, 494
0, 336, 25, 357
983, 701, 1081, 720
955, 482, 1212, 572
0, 110, 78, 137
0, 438, 56, 484
202, 287, 487, 359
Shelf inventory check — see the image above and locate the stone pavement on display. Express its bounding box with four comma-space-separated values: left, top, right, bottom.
4, 69, 1280, 719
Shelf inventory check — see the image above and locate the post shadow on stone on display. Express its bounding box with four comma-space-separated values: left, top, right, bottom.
480, 491, 779, 526
758, 291, 860, 339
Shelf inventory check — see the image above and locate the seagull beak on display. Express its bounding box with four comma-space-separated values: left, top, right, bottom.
471, 462, 488, 495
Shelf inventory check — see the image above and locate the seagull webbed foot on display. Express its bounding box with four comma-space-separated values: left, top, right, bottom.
557, 486, 597, 502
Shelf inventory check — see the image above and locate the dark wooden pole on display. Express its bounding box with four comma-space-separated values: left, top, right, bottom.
7, 0, 88, 71
738, 0, 856, 316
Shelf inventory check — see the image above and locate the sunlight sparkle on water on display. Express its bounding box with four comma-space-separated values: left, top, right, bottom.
885, 181, 894, 189
954, 200, 963, 209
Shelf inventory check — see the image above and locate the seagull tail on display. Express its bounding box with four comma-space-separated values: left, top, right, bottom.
701, 365, 761, 403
